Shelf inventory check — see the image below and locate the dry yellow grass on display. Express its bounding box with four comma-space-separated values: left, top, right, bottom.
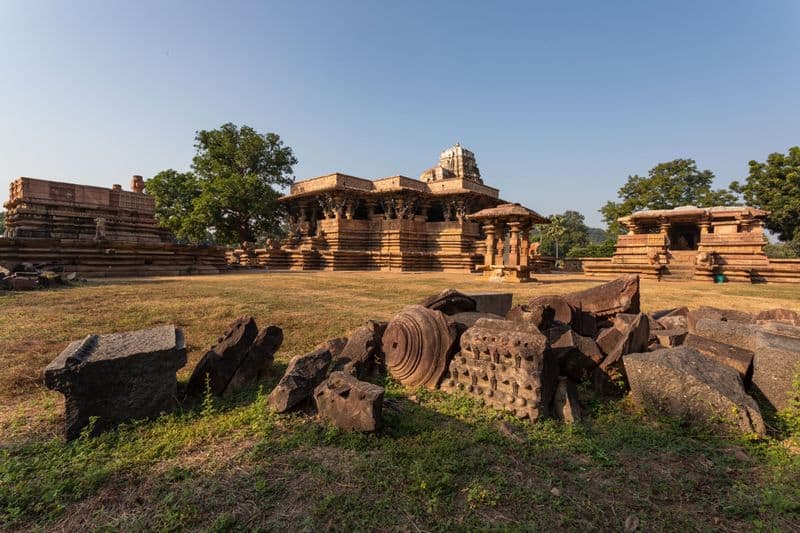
2, 271, 800, 530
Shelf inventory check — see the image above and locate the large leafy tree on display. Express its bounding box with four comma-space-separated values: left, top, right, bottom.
600, 159, 738, 235
147, 123, 297, 245
730, 147, 800, 242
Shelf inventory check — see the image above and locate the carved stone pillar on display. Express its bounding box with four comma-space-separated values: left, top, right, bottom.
483, 223, 496, 267
495, 222, 506, 265
508, 221, 521, 267
659, 217, 671, 235
366, 200, 377, 219
442, 200, 452, 222
520, 224, 531, 266
344, 198, 355, 220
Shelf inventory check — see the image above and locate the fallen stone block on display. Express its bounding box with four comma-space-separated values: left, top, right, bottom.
186, 316, 259, 397
753, 325, 800, 411
624, 346, 766, 435
506, 304, 555, 331
467, 292, 513, 317
5, 274, 39, 290
547, 324, 603, 381
683, 333, 753, 382
651, 307, 689, 320
44, 325, 187, 440
450, 311, 505, 332
551, 376, 581, 423
384, 305, 457, 389
756, 308, 800, 327
562, 274, 640, 319
314, 371, 384, 432
225, 325, 284, 396
316, 337, 349, 360
597, 313, 650, 370
268, 347, 332, 413
332, 320, 387, 380
420, 289, 476, 315
528, 295, 573, 324
655, 328, 688, 348
657, 315, 688, 330
441, 318, 558, 420
687, 306, 754, 334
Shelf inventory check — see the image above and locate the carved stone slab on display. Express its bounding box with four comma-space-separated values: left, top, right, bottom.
314, 371, 384, 432
441, 318, 558, 420
384, 305, 457, 389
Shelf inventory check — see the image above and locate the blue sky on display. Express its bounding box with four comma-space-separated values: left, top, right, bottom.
1, 1, 798, 227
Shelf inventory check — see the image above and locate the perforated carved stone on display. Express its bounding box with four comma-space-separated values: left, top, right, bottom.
383, 305, 457, 389
441, 318, 559, 421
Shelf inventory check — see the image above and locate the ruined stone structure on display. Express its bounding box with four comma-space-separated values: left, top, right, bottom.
252, 145, 509, 271
468, 203, 550, 282
1, 176, 227, 276
583, 205, 800, 282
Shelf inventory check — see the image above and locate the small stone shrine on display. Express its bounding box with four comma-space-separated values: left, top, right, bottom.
468, 203, 550, 282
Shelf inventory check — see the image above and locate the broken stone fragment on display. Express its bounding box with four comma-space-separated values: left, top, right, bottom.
657, 315, 688, 330
450, 311, 505, 332
687, 306, 754, 334
43, 325, 187, 440
186, 316, 259, 397
562, 274, 641, 319
384, 305, 457, 389
506, 303, 555, 331
597, 313, 650, 370
225, 325, 284, 396
683, 333, 753, 382
268, 347, 333, 413
528, 295, 573, 324
419, 289, 476, 315
655, 328, 687, 348
624, 346, 766, 435
331, 320, 387, 380
466, 292, 513, 316
441, 318, 558, 421
651, 307, 689, 320
551, 376, 581, 423
755, 308, 800, 327
316, 337, 349, 361
313, 371, 384, 432
547, 324, 603, 382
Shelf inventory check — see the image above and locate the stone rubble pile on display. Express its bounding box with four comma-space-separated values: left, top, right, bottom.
42, 278, 800, 440
1, 262, 83, 291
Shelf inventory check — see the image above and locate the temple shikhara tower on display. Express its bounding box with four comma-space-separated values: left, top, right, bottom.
251, 144, 513, 271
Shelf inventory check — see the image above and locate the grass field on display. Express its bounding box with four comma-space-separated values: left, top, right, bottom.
1, 272, 799, 531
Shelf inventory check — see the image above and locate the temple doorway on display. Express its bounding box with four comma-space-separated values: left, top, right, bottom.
668, 224, 700, 250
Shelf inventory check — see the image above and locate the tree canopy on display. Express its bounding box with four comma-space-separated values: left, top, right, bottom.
532, 210, 590, 258
731, 146, 800, 243
600, 159, 738, 235
146, 123, 297, 245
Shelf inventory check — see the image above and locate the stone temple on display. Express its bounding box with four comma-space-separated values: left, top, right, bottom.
251, 144, 512, 272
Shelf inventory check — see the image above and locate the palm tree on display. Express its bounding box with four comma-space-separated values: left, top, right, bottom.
542, 215, 566, 265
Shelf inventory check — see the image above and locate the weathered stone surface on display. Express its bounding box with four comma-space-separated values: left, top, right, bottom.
506, 304, 554, 330
441, 318, 558, 420
528, 295, 573, 324
316, 337, 349, 360
624, 346, 766, 435
756, 308, 800, 326
562, 274, 640, 319
658, 315, 688, 330
5, 274, 39, 290
753, 326, 800, 410
656, 328, 687, 348
467, 292, 513, 316
597, 313, 650, 370
268, 347, 332, 413
313, 371, 384, 432
651, 307, 689, 320
186, 316, 259, 397
547, 325, 603, 381
551, 376, 581, 423
683, 333, 753, 381
384, 305, 457, 389
420, 289, 476, 315
43, 325, 187, 440
450, 312, 504, 331
687, 306, 754, 334
225, 325, 284, 396
332, 321, 387, 380
693, 319, 758, 351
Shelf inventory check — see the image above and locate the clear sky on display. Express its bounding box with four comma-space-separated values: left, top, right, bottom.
1, 1, 798, 227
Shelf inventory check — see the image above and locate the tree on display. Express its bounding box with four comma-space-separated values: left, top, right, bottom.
600, 159, 738, 235
147, 123, 297, 245
730, 147, 800, 243
531, 210, 590, 258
